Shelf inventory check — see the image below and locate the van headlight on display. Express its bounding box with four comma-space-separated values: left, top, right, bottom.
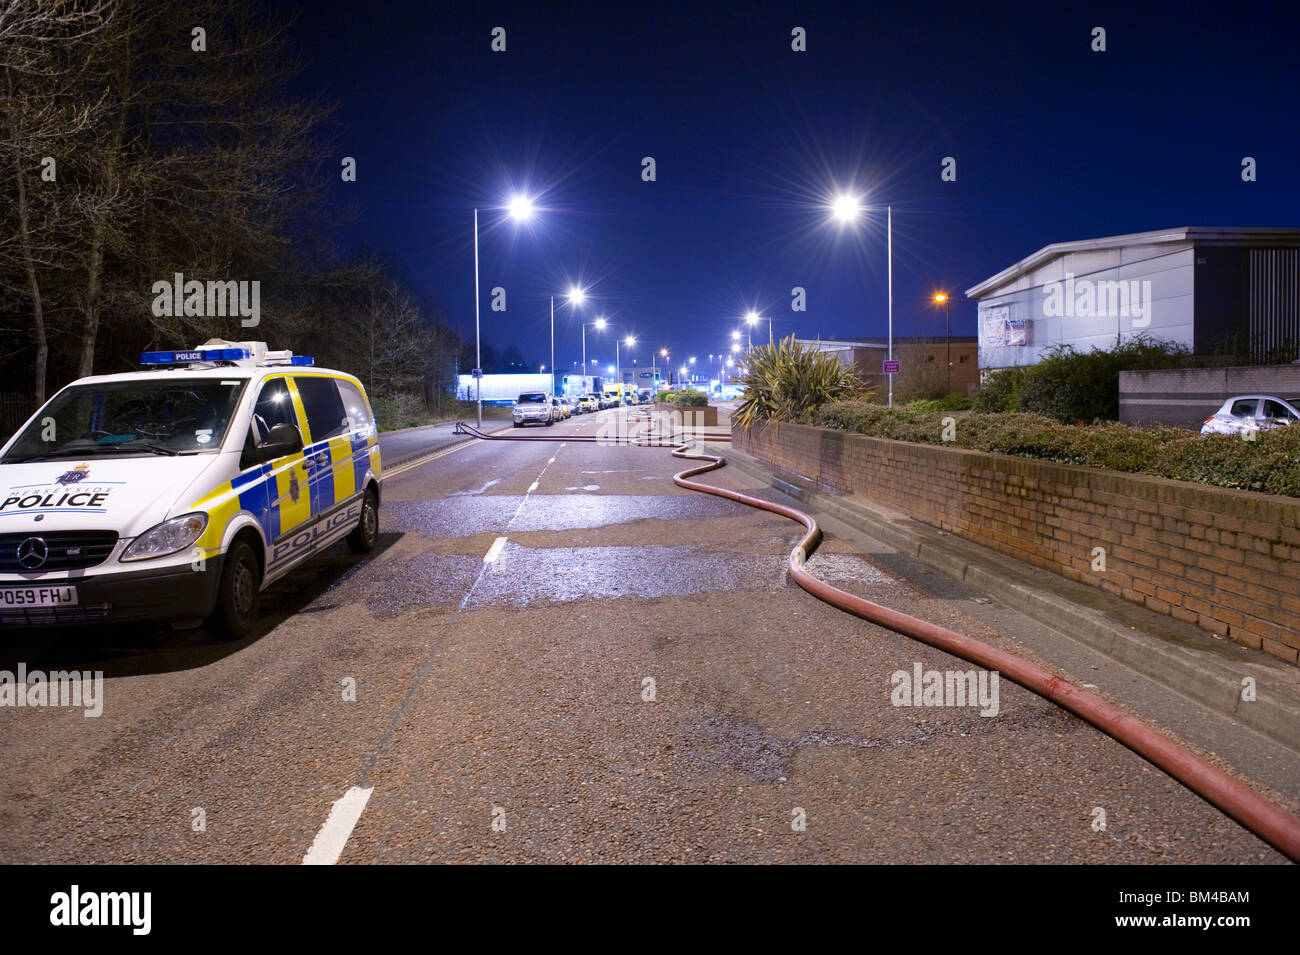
121, 513, 208, 561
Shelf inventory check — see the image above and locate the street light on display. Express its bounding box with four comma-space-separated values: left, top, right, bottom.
551, 286, 587, 398
473, 194, 536, 428
829, 191, 893, 407
745, 309, 772, 345
582, 315, 606, 376
616, 336, 635, 402
506, 195, 534, 221
934, 292, 951, 393
654, 347, 668, 388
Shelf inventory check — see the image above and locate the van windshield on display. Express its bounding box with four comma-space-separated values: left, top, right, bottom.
2, 378, 248, 462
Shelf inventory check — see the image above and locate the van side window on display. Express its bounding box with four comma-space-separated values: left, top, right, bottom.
336, 379, 376, 436
252, 378, 297, 442
295, 376, 349, 442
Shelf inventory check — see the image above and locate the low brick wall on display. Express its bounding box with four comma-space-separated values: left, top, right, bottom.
734, 421, 1300, 664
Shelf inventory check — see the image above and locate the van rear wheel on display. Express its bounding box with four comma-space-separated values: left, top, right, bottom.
207, 539, 260, 639
346, 487, 379, 553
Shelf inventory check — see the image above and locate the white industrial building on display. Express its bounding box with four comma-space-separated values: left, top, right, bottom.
965, 227, 1300, 374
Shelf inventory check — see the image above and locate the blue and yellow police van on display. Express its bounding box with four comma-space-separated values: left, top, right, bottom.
0, 340, 383, 636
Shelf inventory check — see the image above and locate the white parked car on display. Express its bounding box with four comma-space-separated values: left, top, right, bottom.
1201, 395, 1300, 435
512, 392, 554, 427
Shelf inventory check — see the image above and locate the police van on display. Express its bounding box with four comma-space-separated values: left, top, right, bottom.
0, 340, 382, 637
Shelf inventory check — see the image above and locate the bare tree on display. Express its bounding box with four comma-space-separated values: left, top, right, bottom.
0, 1, 116, 401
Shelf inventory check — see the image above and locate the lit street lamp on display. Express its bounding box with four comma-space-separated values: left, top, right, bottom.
473, 193, 534, 428
550, 285, 586, 397
934, 292, 951, 393
582, 315, 606, 376
617, 336, 635, 401
745, 309, 772, 345
831, 192, 894, 407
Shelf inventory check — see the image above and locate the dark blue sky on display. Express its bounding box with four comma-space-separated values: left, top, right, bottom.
290, 0, 1300, 373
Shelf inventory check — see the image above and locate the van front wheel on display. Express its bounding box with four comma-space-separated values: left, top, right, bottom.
207, 539, 260, 639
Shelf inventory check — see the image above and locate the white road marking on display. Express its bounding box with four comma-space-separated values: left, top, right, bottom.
527, 480, 539, 493
303, 785, 374, 865
483, 536, 508, 563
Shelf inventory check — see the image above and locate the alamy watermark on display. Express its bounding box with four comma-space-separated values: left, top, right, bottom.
50, 885, 150, 935
1042, 272, 1151, 326
890, 662, 1000, 717
151, 272, 260, 327
0, 664, 103, 717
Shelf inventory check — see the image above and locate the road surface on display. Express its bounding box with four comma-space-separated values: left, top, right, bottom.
0, 407, 1291, 863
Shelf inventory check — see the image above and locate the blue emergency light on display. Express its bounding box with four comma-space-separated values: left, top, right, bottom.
141, 347, 251, 364
288, 355, 314, 366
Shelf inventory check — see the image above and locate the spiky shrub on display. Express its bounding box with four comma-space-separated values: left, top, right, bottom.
733, 335, 864, 429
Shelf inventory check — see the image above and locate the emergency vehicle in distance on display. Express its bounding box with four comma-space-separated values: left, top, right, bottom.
0, 340, 382, 637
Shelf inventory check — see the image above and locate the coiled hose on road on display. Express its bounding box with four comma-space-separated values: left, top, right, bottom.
457, 415, 1300, 862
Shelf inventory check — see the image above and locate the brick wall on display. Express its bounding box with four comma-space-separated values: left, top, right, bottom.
734, 421, 1300, 664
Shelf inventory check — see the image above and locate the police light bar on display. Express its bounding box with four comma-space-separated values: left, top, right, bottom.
141, 347, 251, 365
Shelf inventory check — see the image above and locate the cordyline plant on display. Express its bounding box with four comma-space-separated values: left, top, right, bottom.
732, 334, 866, 429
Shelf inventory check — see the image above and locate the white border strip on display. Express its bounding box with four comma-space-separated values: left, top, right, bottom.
303, 785, 374, 865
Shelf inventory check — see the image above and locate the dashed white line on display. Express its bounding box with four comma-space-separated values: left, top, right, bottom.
303, 785, 374, 865
483, 535, 508, 563
527, 480, 539, 493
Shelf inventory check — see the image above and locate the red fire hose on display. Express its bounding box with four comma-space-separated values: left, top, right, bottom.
457, 418, 1300, 862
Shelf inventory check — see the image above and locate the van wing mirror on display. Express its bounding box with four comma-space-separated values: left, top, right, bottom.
257, 422, 304, 461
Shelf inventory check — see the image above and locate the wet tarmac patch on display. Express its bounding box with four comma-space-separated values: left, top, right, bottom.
314, 549, 483, 618
387, 494, 746, 539
387, 498, 524, 538
509, 494, 748, 531
680, 714, 792, 783
464, 541, 788, 606
679, 713, 1008, 783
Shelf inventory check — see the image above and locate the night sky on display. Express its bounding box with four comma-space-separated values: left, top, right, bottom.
289, 0, 1300, 373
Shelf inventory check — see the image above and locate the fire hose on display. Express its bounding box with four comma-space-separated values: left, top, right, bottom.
456, 416, 1300, 862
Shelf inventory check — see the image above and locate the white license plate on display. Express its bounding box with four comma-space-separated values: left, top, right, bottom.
0, 586, 78, 607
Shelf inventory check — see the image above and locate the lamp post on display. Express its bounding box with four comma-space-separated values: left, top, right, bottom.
473, 195, 535, 428
934, 292, 951, 393
831, 193, 893, 407
582, 314, 606, 382
616, 336, 635, 401
550, 285, 586, 398
745, 310, 772, 345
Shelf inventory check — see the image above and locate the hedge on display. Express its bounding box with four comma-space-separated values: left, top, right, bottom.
657, 389, 708, 407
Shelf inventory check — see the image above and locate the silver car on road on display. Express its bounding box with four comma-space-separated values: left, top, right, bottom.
512, 392, 554, 427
